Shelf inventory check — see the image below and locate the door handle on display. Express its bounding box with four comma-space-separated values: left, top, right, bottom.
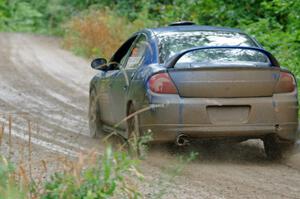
131, 72, 135, 79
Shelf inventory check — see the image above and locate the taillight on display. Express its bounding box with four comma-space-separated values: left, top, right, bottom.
275, 72, 296, 93
148, 73, 178, 94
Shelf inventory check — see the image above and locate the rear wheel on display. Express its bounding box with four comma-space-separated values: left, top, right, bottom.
89, 89, 102, 138
263, 135, 295, 160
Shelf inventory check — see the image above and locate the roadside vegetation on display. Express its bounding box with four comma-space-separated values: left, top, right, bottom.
0, 147, 144, 199
0, 113, 196, 199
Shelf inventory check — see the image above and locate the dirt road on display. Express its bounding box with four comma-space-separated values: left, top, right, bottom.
0, 33, 300, 198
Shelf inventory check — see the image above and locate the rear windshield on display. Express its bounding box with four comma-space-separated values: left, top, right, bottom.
157, 31, 258, 63
175, 48, 271, 68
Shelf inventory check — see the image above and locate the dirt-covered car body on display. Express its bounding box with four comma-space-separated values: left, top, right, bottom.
89, 23, 298, 157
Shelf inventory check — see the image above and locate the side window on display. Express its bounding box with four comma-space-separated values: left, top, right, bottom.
109, 36, 137, 69
124, 35, 148, 69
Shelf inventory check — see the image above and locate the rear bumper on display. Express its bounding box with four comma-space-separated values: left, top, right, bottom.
139, 90, 298, 142
140, 123, 298, 142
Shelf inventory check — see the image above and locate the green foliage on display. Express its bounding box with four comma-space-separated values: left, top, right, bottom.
0, 0, 98, 34
0, 147, 144, 199
0, 156, 26, 199
41, 146, 142, 199
0, 145, 195, 199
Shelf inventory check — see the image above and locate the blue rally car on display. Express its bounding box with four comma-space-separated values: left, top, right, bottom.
89, 22, 298, 159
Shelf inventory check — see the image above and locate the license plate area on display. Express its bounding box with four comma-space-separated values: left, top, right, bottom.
207, 105, 250, 124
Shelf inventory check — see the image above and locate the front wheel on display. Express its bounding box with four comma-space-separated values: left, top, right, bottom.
89, 89, 102, 138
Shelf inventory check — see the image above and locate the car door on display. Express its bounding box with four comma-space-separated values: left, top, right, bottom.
98, 36, 137, 126
96, 70, 119, 126
109, 34, 149, 129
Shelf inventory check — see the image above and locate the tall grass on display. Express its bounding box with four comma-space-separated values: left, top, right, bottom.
0, 110, 196, 199
0, 156, 27, 199
0, 113, 144, 198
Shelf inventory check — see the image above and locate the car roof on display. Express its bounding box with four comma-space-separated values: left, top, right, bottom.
146, 25, 244, 35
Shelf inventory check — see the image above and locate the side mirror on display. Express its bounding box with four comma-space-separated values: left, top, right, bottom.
91, 58, 108, 70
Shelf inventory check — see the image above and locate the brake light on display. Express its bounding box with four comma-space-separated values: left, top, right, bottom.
275, 72, 296, 93
148, 73, 178, 94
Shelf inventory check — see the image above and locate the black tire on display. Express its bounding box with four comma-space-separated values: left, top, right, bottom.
263, 135, 295, 160
89, 89, 102, 138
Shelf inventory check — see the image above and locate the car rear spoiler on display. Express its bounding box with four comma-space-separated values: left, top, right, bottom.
165, 46, 280, 68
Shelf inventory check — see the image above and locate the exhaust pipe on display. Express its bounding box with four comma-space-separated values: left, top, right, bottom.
176, 134, 189, 146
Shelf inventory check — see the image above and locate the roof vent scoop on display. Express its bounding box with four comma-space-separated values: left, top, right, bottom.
169, 21, 195, 26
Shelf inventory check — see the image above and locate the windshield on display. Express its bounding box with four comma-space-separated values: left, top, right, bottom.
157, 31, 257, 63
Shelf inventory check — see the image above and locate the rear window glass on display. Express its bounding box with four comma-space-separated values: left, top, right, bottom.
157, 31, 257, 63
175, 48, 271, 68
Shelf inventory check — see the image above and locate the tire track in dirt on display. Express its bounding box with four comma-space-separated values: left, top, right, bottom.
0, 33, 100, 156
